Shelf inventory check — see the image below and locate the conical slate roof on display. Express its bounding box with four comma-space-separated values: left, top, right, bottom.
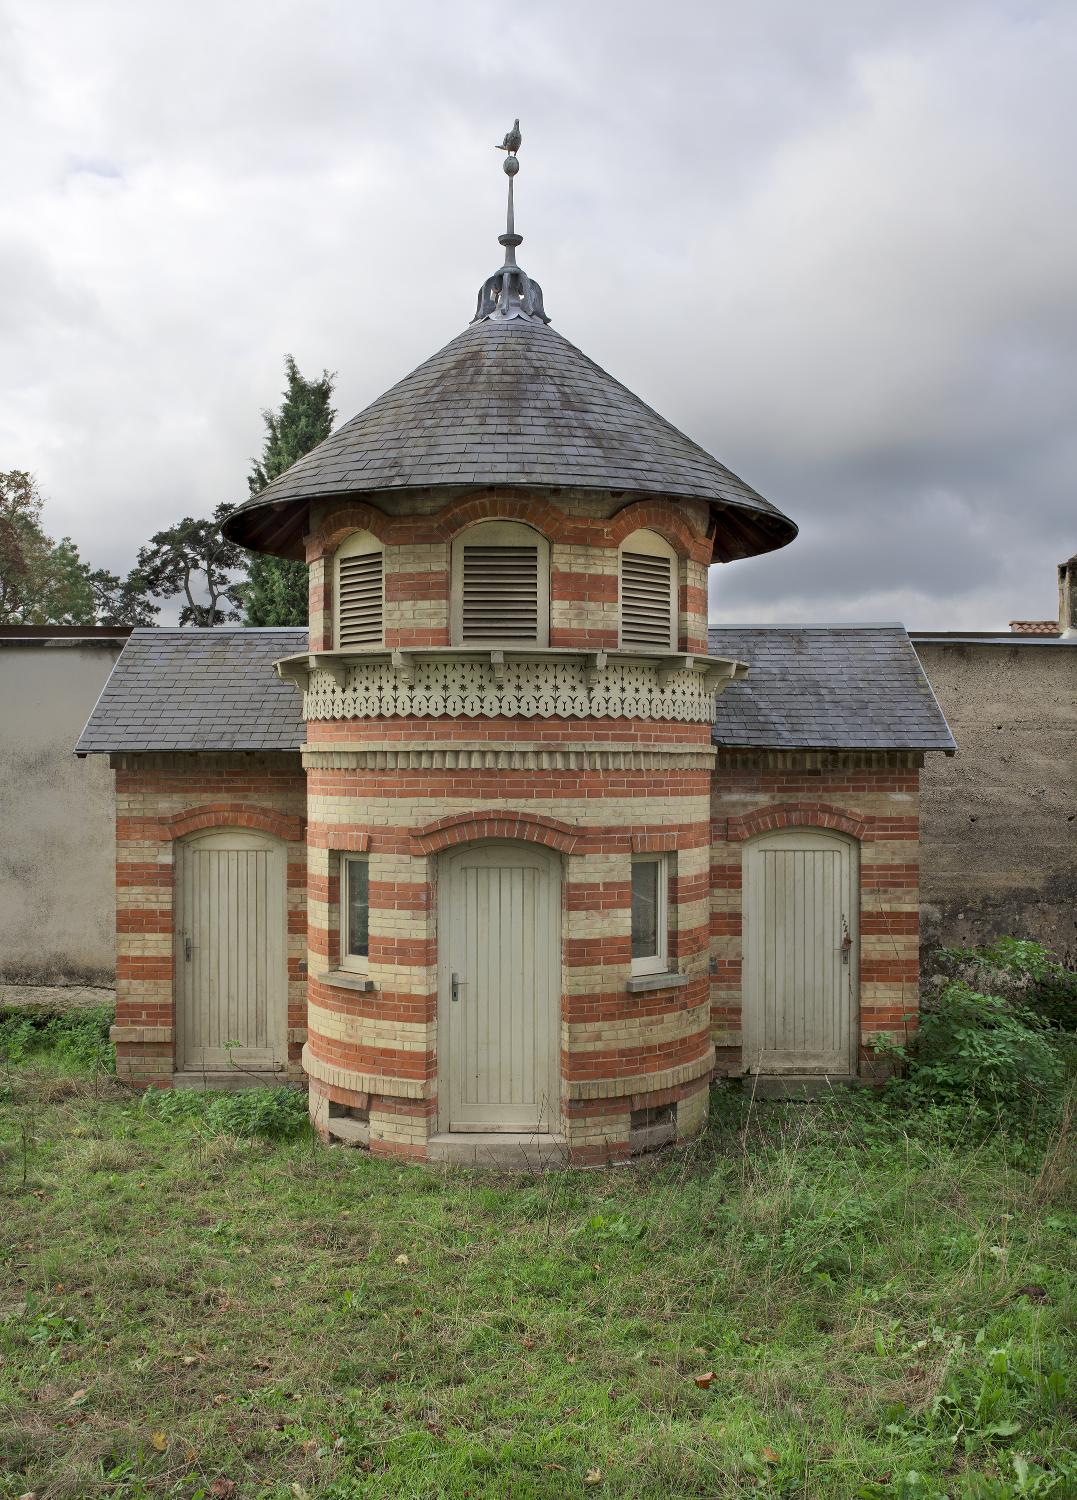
223, 315, 797, 562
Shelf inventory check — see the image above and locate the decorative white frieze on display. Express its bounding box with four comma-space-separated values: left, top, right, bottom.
282, 650, 742, 725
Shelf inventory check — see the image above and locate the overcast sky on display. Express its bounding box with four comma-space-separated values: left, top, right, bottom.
2, 0, 1074, 628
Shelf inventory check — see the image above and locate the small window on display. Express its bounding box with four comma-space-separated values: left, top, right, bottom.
620, 529, 677, 651
631, 856, 668, 976
335, 531, 383, 648
340, 856, 369, 972
451, 520, 550, 646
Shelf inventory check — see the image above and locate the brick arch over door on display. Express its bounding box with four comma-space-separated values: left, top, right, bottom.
411, 810, 580, 856
723, 803, 868, 844
165, 804, 305, 844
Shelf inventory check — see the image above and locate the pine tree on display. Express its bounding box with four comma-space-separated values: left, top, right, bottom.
244, 355, 336, 626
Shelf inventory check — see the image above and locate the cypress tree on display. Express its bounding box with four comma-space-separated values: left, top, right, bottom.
244, 355, 336, 625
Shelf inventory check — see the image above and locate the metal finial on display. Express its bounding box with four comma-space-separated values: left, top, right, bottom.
473, 120, 550, 325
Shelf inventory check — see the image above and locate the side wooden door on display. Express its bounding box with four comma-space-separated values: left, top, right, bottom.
438, 843, 560, 1133
742, 829, 858, 1076
174, 829, 288, 1075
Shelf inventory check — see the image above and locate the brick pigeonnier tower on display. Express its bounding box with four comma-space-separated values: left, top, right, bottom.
222, 132, 799, 1163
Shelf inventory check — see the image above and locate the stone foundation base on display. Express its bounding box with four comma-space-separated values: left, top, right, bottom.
307, 1073, 709, 1167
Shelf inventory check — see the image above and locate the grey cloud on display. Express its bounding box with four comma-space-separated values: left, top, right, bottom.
0, 0, 1072, 629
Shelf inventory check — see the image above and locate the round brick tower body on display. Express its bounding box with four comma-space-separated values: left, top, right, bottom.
224, 152, 796, 1164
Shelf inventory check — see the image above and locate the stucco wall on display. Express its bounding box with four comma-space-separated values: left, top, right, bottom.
913, 641, 1077, 962
0, 637, 126, 984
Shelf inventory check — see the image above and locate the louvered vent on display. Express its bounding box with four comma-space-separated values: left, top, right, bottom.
337, 552, 383, 646
621, 551, 674, 649
461, 545, 540, 642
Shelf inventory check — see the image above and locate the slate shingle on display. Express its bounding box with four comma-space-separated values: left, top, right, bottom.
77, 624, 954, 756
710, 625, 955, 752
75, 629, 306, 754
221, 317, 798, 562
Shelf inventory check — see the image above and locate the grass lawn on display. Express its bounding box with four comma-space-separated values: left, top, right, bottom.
0, 1045, 1073, 1499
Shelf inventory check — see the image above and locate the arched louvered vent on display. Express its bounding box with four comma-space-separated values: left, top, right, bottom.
620, 548, 675, 649
337, 550, 383, 647
461, 544, 540, 642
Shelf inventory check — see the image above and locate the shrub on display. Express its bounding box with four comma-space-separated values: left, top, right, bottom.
0, 1004, 114, 1071
140, 1084, 308, 1141
937, 940, 1077, 1032
904, 981, 1066, 1128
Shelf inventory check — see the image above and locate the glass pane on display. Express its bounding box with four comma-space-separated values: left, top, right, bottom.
631, 860, 659, 959
345, 860, 369, 959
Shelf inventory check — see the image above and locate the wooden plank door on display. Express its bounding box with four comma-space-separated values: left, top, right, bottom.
174, 830, 288, 1075
438, 843, 560, 1132
742, 829, 858, 1076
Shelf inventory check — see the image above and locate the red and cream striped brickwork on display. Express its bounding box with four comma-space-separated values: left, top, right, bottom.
304, 488, 713, 655
110, 753, 307, 1086
302, 489, 718, 1162
303, 741, 716, 1163
710, 751, 922, 1073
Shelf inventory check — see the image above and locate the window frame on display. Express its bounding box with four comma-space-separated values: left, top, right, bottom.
339, 854, 370, 974
618, 528, 678, 653
630, 854, 669, 977
450, 519, 551, 648
334, 530, 384, 650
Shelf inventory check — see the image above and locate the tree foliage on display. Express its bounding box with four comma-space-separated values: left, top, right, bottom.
244, 355, 335, 627
0, 470, 157, 626
136, 502, 247, 626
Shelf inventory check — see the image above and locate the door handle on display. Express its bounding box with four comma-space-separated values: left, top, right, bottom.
451, 972, 465, 1003
184, 935, 193, 962
840, 917, 851, 966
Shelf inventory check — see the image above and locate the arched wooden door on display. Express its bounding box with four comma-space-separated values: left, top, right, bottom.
437, 842, 560, 1132
742, 829, 859, 1076
174, 829, 288, 1077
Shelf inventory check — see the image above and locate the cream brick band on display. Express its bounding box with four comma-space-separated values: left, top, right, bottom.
110, 1025, 173, 1043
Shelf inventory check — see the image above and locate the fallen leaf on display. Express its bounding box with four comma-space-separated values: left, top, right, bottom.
1016, 1284, 1048, 1302
150, 1431, 168, 1452
585, 1469, 602, 1485
251, 1357, 271, 1371
301, 1438, 318, 1454
566, 1355, 578, 1365
209, 1482, 237, 1499
67, 1389, 88, 1407
394, 1253, 410, 1266
185, 1448, 196, 1463
762, 1447, 780, 1464
522, 1336, 535, 1349
693, 1372, 716, 1389
181, 1355, 201, 1367
271, 1276, 285, 1287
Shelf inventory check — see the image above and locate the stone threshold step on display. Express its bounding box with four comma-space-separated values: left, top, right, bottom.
427, 1132, 570, 1169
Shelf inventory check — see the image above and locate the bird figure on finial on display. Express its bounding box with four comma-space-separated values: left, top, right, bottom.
497, 119, 522, 154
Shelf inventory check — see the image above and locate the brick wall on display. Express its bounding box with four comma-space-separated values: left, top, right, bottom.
303, 740, 716, 1164
710, 751, 922, 1074
303, 489, 714, 655
110, 753, 307, 1086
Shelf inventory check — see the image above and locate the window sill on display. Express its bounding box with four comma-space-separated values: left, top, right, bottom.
318, 969, 375, 993
626, 971, 689, 994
